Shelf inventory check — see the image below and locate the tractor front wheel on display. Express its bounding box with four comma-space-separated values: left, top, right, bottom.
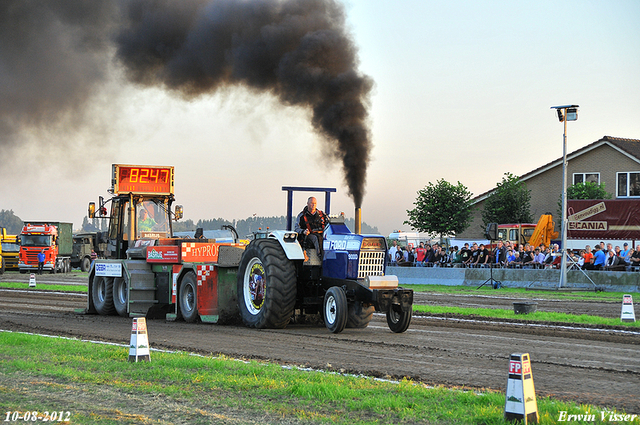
386, 304, 412, 333
237, 239, 296, 329
323, 286, 347, 334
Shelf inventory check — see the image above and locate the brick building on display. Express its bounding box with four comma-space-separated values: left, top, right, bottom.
457, 136, 640, 240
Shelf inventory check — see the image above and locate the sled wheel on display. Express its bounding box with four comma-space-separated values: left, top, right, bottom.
113, 276, 129, 317
179, 272, 199, 323
237, 239, 296, 329
386, 304, 412, 333
323, 286, 347, 334
92, 276, 115, 315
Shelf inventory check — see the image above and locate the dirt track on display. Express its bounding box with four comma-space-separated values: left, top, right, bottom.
1, 272, 639, 413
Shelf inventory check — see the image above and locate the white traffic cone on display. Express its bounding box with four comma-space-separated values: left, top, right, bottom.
505, 353, 538, 424
128, 317, 151, 362
29, 273, 36, 288
621, 294, 636, 322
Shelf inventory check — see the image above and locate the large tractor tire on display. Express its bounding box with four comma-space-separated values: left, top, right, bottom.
179, 272, 199, 323
237, 239, 297, 329
0, 257, 4, 275
323, 286, 348, 334
386, 304, 412, 333
113, 276, 129, 317
346, 301, 374, 329
92, 276, 115, 315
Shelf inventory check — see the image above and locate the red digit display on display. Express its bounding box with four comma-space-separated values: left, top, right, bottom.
113, 164, 174, 195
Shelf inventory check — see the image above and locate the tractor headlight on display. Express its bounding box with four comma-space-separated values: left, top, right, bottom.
283, 232, 298, 242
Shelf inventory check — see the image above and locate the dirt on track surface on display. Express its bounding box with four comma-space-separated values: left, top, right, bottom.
1, 272, 639, 414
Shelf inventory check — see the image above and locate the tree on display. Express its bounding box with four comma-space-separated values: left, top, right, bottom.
567, 181, 611, 200
481, 173, 533, 227
404, 179, 473, 240
0, 209, 24, 234
557, 181, 611, 218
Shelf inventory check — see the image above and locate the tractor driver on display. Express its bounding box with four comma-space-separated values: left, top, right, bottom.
295, 196, 327, 257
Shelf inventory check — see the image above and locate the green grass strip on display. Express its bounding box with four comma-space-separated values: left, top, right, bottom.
0, 281, 87, 292
408, 283, 629, 302
0, 331, 625, 425
413, 304, 640, 328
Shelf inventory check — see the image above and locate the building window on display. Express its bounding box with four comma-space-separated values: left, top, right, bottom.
573, 173, 600, 185
617, 172, 640, 197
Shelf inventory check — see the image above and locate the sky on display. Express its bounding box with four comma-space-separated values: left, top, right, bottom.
1, 0, 639, 236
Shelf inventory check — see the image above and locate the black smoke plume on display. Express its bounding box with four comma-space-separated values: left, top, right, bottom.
0, 0, 373, 206
0, 1, 118, 152
116, 0, 372, 206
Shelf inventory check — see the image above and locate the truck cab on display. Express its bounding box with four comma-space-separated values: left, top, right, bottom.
101, 196, 176, 259
19, 223, 72, 273
1, 229, 20, 271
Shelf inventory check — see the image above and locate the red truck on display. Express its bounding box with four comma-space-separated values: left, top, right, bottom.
19, 222, 73, 274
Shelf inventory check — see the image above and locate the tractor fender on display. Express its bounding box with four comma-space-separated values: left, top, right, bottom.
267, 230, 305, 260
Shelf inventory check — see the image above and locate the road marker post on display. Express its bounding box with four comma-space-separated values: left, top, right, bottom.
128, 317, 151, 362
621, 294, 636, 322
29, 274, 36, 288
505, 353, 538, 424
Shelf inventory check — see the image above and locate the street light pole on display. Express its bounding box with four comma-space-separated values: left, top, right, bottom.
551, 105, 579, 289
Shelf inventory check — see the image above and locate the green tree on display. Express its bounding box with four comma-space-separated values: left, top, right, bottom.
482, 173, 533, 227
557, 181, 611, 218
0, 209, 24, 234
404, 179, 473, 240
567, 181, 611, 200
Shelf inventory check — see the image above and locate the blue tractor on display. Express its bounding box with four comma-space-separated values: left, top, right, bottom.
236, 187, 413, 333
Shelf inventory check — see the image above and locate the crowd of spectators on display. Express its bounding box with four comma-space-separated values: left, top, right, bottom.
387, 239, 640, 272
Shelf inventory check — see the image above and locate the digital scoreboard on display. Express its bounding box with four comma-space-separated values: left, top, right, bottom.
112, 164, 174, 195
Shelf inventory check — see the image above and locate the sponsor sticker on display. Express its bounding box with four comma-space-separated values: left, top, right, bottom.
95, 262, 122, 277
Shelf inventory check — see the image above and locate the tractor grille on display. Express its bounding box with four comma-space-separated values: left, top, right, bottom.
357, 251, 385, 279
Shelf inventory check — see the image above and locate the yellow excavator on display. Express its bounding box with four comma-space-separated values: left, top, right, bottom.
527, 214, 560, 248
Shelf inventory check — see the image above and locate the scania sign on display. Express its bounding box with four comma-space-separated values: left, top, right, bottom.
568, 221, 607, 231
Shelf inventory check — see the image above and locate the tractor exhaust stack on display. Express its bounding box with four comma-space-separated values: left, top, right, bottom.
355, 207, 362, 235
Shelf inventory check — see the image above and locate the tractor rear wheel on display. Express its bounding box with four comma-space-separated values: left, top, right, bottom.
179, 272, 199, 323
323, 286, 347, 334
113, 276, 129, 317
237, 239, 296, 329
92, 276, 115, 315
386, 304, 412, 333
346, 302, 374, 328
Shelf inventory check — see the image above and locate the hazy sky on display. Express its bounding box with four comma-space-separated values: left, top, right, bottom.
1, 0, 639, 236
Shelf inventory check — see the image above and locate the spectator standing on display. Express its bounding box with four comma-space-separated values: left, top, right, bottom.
591, 246, 607, 270
388, 241, 398, 265
459, 243, 471, 264
582, 245, 593, 265
451, 246, 462, 265
415, 242, 426, 266
395, 246, 404, 264
37, 249, 45, 275
476, 244, 490, 267
493, 240, 507, 266
522, 245, 534, 267
533, 248, 546, 268
630, 245, 640, 268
